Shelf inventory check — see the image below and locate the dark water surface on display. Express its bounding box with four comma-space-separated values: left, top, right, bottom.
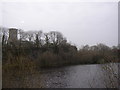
3, 63, 118, 88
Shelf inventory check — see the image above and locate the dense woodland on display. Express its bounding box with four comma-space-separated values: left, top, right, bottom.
1, 27, 119, 70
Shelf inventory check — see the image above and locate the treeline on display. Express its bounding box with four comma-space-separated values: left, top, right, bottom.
2, 28, 119, 69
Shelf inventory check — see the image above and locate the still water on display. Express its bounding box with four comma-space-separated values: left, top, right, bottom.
3, 63, 118, 88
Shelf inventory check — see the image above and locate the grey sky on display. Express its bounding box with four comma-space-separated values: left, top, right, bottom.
1, 1, 118, 47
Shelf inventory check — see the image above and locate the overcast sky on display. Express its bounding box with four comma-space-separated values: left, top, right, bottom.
1, 1, 118, 47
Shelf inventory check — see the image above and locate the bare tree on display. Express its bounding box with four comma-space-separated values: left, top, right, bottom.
1, 27, 9, 46
37, 31, 43, 47
26, 31, 35, 42
44, 33, 50, 46
49, 31, 64, 46
19, 30, 28, 41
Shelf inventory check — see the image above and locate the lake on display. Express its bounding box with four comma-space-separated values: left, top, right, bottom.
3, 63, 118, 88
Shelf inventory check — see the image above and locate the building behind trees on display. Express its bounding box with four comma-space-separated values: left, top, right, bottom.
8, 28, 18, 46
1, 27, 119, 67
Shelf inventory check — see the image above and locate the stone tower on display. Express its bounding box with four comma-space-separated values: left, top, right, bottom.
8, 28, 18, 43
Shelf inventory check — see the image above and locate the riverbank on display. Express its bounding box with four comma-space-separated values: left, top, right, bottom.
2, 63, 118, 88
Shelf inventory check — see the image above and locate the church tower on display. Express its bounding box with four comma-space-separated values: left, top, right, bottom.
8, 28, 18, 44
